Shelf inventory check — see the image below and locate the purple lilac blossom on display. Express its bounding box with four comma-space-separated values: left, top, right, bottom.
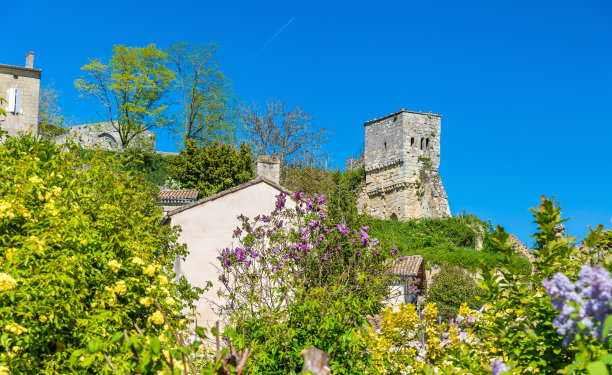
294, 192, 304, 200
317, 195, 327, 204
359, 228, 370, 246
542, 265, 612, 345
309, 220, 319, 229
490, 359, 510, 375
337, 222, 350, 236
391, 244, 398, 255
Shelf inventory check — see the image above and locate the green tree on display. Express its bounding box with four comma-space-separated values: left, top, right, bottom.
38, 83, 68, 138
0, 136, 199, 373
168, 139, 254, 197
166, 42, 236, 145
427, 266, 484, 319
75, 44, 174, 148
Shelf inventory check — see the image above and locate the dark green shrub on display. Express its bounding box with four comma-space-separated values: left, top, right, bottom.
427, 266, 485, 320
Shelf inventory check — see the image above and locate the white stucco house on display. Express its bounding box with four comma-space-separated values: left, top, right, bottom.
163, 156, 295, 328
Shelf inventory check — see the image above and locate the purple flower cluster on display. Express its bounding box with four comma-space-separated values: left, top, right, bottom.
542, 265, 612, 345
490, 359, 510, 375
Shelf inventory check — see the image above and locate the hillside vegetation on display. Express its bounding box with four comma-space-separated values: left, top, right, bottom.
364, 215, 532, 275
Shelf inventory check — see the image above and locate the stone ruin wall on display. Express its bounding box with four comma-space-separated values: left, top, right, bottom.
356, 110, 451, 220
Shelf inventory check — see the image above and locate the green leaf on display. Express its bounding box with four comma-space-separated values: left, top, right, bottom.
197, 325, 207, 339
587, 361, 608, 375
602, 315, 612, 342
149, 337, 161, 355
110, 332, 124, 344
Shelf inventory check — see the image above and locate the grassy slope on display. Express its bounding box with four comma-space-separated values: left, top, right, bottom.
364, 216, 532, 275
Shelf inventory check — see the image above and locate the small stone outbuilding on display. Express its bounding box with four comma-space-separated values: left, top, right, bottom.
387, 255, 426, 307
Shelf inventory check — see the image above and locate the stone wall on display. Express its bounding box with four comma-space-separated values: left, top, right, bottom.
53, 122, 156, 151
0, 63, 41, 138
357, 109, 450, 220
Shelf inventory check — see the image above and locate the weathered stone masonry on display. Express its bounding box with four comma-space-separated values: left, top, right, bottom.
0, 52, 41, 138
357, 109, 451, 220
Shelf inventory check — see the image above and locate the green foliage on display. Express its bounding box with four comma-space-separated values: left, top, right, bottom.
220, 193, 391, 373
282, 166, 366, 226
235, 287, 368, 374
0, 136, 199, 373
168, 139, 254, 197
75, 44, 175, 148
38, 83, 68, 139
166, 42, 236, 145
477, 196, 610, 374
365, 216, 532, 274
427, 266, 485, 319
123, 150, 172, 186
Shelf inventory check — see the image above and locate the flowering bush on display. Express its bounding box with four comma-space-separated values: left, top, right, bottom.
543, 265, 612, 345
218, 192, 395, 373
360, 302, 507, 374
0, 136, 199, 373
477, 196, 612, 374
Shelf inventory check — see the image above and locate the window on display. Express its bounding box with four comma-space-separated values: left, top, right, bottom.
426, 138, 430, 149
7, 88, 21, 114
420, 138, 424, 150
410, 137, 415, 147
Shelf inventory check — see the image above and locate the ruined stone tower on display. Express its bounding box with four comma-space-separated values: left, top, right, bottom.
357, 109, 451, 220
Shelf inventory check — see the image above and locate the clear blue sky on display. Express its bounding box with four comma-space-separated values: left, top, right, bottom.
4, 0, 611, 244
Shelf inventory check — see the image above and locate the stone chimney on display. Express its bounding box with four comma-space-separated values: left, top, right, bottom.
25, 52, 34, 69
255, 155, 281, 184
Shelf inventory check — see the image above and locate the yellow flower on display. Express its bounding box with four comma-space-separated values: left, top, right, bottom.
140, 297, 153, 307
165, 297, 175, 305
0, 365, 9, 375
5, 323, 28, 335
131, 257, 145, 266
5, 248, 17, 261
52, 186, 62, 196
0, 273, 17, 291
39, 315, 48, 323
149, 310, 164, 325
0, 200, 14, 219
29, 175, 43, 184
114, 280, 127, 295
108, 260, 122, 273
158, 275, 168, 285
424, 302, 438, 320
142, 265, 155, 277
11, 346, 21, 353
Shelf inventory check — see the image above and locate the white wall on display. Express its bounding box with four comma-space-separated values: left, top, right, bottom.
169, 181, 295, 328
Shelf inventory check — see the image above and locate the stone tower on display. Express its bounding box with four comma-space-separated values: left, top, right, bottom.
357, 109, 450, 220
0, 52, 41, 137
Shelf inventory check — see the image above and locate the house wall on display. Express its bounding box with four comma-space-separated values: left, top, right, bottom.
0, 66, 40, 137
169, 182, 295, 328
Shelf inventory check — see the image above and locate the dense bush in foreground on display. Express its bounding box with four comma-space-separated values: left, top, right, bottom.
0, 136, 199, 373
218, 192, 393, 374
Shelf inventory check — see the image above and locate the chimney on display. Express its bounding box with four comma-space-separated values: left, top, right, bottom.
255, 155, 281, 184
25, 52, 34, 69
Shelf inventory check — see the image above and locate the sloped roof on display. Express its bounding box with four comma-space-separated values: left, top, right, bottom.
159, 189, 198, 200
167, 177, 294, 217
0, 63, 42, 73
388, 255, 424, 276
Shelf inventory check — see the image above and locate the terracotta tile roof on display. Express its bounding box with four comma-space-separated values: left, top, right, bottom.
166, 177, 294, 217
388, 255, 424, 276
159, 189, 199, 200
